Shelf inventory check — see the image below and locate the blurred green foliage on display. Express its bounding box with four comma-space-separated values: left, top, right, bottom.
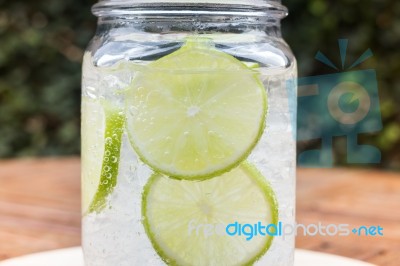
0, 0, 95, 156
0, 0, 399, 169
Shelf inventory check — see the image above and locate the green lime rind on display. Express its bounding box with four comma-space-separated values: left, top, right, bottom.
148, 37, 261, 72
126, 37, 267, 181
127, 103, 266, 182
141, 162, 278, 266
127, 85, 267, 182
240, 162, 278, 266
88, 102, 125, 214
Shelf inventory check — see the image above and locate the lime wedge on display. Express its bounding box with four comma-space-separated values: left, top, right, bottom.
81, 98, 124, 214
126, 38, 266, 180
82, 98, 104, 213
142, 162, 278, 266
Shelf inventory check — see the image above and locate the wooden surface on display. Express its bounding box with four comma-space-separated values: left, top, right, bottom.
0, 158, 399, 265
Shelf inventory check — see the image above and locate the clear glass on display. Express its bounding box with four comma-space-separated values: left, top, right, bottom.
82, 1, 297, 265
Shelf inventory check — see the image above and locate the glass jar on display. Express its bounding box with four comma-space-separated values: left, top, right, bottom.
82, 1, 297, 265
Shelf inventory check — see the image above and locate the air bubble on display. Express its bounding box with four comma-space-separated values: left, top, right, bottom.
130, 165, 137, 172
129, 107, 137, 116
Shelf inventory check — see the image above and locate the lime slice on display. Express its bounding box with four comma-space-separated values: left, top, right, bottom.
126, 38, 267, 180
142, 162, 278, 266
82, 98, 104, 213
81, 98, 125, 214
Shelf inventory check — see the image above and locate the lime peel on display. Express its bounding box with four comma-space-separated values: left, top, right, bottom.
126, 38, 267, 180
88, 101, 125, 214
142, 162, 278, 266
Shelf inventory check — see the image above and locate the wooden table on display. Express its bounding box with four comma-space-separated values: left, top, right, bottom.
0, 158, 399, 265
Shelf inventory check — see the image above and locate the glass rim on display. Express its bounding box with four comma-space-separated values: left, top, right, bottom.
92, 1, 288, 19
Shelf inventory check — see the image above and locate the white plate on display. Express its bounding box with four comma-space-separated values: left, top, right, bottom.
0, 247, 376, 266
